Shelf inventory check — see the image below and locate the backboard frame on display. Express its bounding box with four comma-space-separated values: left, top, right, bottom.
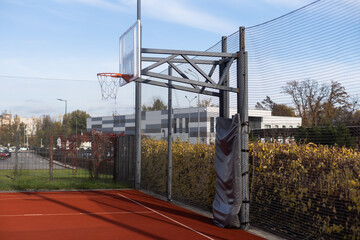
119, 20, 141, 83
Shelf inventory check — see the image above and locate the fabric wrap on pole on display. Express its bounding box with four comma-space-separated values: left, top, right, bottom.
212, 114, 242, 228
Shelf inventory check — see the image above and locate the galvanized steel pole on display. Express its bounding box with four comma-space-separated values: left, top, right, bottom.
238, 26, 250, 230
167, 67, 173, 201
137, 0, 141, 20
220, 36, 229, 118
134, 0, 142, 189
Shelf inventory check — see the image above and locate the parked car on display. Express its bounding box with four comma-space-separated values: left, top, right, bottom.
3, 149, 11, 158
9, 147, 16, 152
0, 151, 7, 160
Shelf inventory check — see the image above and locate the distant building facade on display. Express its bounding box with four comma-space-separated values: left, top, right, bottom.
0, 112, 39, 136
19, 117, 39, 136
0, 113, 13, 125
87, 107, 302, 144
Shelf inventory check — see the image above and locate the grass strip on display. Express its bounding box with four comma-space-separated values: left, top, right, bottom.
0, 169, 128, 191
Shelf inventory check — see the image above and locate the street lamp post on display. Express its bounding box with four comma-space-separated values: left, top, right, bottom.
185, 69, 200, 143
185, 95, 197, 143
57, 98, 67, 123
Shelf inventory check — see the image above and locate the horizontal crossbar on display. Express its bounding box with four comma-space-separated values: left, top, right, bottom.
142, 48, 237, 58
142, 57, 219, 65
136, 78, 220, 97
141, 72, 238, 93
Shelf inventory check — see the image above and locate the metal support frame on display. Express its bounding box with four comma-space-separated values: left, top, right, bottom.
238, 26, 250, 230
134, 0, 142, 190
134, 84, 141, 190
133, 25, 249, 228
219, 36, 229, 118
167, 67, 173, 201
137, 48, 238, 97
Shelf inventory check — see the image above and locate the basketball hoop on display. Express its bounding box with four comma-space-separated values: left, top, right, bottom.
97, 73, 133, 100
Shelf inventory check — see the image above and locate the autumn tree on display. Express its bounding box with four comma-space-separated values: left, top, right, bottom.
351, 110, 360, 125
197, 98, 218, 107
320, 81, 351, 124
255, 96, 295, 116
142, 97, 167, 111
342, 97, 359, 125
282, 79, 351, 126
0, 115, 26, 147
255, 96, 274, 110
36, 115, 62, 147
63, 110, 90, 135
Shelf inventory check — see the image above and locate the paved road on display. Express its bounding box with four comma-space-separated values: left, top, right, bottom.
0, 151, 67, 170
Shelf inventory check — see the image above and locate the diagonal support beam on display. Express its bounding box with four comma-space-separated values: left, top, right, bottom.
181, 55, 216, 85
142, 54, 178, 73
208, 64, 217, 78
167, 62, 199, 90
200, 64, 218, 93
218, 57, 235, 86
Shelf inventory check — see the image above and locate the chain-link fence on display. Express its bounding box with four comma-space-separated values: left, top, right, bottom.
0, 132, 127, 191
246, 0, 359, 239
139, 0, 359, 238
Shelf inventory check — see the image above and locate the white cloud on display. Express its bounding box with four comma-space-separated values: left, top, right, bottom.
53, 0, 127, 12
141, 0, 237, 34
261, 0, 314, 8
55, 0, 237, 34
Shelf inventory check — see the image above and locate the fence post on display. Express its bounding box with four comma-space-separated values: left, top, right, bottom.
15, 132, 19, 178
134, 0, 142, 190
167, 66, 173, 201
114, 136, 119, 182
220, 36, 229, 118
238, 26, 250, 230
49, 136, 53, 181
129, 135, 135, 188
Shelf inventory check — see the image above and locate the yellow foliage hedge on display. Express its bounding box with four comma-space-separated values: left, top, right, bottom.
251, 142, 360, 239
141, 138, 360, 239
141, 138, 215, 208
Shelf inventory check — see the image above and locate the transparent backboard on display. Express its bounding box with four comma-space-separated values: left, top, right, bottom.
119, 20, 141, 82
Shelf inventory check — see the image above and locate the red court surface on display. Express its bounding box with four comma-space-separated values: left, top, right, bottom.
0, 190, 264, 240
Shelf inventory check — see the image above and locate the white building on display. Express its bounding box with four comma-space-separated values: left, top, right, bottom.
247, 109, 302, 129
87, 107, 301, 144
19, 117, 39, 136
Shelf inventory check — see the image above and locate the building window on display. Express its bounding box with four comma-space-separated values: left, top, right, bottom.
179, 118, 183, 133
275, 125, 279, 128
282, 125, 286, 128
210, 117, 215, 133
173, 118, 177, 133
265, 125, 271, 129
185, 118, 189, 133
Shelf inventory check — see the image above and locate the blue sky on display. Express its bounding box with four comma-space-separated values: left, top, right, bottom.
0, 0, 317, 118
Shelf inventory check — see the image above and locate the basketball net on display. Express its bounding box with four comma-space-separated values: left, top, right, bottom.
97, 73, 132, 100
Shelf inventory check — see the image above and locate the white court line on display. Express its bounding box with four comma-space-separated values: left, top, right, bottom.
117, 193, 215, 240
0, 211, 153, 218
0, 195, 115, 201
